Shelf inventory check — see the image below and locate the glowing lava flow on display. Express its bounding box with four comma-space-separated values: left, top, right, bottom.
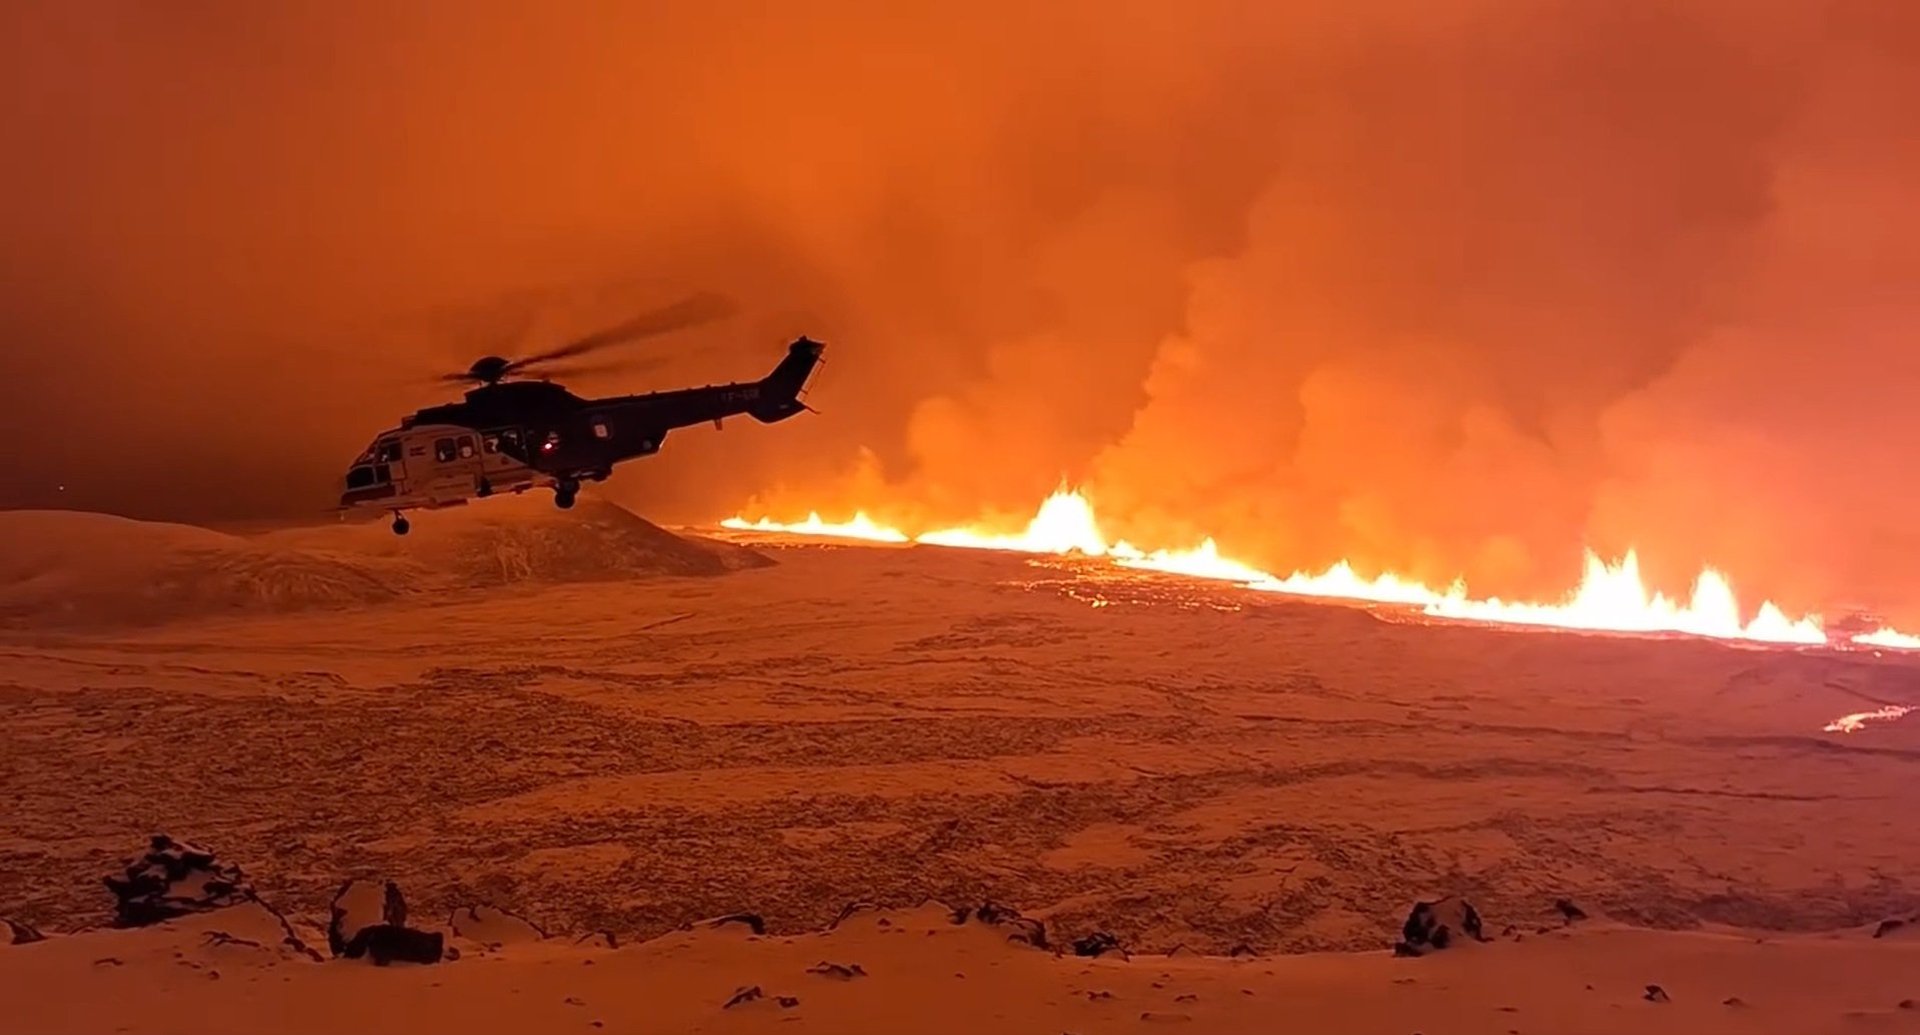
724, 487, 1900, 648
1852, 627, 1920, 651
719, 512, 908, 543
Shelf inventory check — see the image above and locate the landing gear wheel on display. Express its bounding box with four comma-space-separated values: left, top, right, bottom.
554, 479, 579, 510
391, 514, 411, 536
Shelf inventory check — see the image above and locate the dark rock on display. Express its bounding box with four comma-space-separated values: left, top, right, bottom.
328, 880, 385, 958
1554, 898, 1588, 923
103, 835, 254, 928
776, 996, 800, 1009
954, 902, 1049, 949
806, 961, 867, 980
383, 882, 407, 928
1004, 917, 1048, 949
830, 901, 879, 928
686, 913, 766, 935
1071, 931, 1122, 958
724, 986, 764, 1009
1898, 999, 1916, 1010
974, 902, 1021, 925
347, 924, 445, 966
1723, 996, 1749, 1008
327, 879, 443, 965
1394, 896, 1485, 957
1873, 917, 1908, 939
1085, 990, 1114, 1000
3, 917, 46, 944
1644, 985, 1671, 1003
1228, 943, 1255, 958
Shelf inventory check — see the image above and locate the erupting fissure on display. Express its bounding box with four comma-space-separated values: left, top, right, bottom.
723, 488, 1916, 650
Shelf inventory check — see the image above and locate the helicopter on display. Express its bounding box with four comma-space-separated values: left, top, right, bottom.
337, 295, 823, 535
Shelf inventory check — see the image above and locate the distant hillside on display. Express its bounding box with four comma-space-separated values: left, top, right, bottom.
0, 498, 770, 629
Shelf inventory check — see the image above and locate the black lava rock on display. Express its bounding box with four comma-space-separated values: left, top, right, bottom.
327, 879, 443, 965
3, 917, 46, 944
685, 913, 766, 935
1071, 931, 1123, 958
953, 902, 1049, 949
1394, 896, 1486, 957
103, 835, 254, 928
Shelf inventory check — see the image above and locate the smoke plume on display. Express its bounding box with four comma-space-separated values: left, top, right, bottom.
2, 1, 1916, 618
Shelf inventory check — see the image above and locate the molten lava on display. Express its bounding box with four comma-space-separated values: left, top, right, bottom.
725, 487, 1920, 650
720, 512, 908, 543
1851, 627, 1920, 651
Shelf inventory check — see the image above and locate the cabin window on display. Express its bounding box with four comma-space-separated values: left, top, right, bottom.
377, 441, 402, 463
500, 429, 523, 452
345, 466, 376, 489
457, 435, 476, 459
374, 463, 392, 484
592, 420, 610, 440
482, 435, 497, 454
434, 438, 457, 463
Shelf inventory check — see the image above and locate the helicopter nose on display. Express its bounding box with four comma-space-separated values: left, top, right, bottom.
338, 465, 396, 508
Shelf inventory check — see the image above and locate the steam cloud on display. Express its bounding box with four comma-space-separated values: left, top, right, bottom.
2, 2, 1915, 620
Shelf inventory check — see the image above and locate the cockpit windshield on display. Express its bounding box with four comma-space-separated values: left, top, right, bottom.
342, 435, 403, 494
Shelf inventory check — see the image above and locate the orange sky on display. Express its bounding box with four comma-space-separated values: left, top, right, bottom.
2, 1, 1916, 620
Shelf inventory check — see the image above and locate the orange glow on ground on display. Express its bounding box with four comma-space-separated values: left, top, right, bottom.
725, 487, 1912, 649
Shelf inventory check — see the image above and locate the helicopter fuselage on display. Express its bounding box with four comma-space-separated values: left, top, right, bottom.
338, 337, 822, 522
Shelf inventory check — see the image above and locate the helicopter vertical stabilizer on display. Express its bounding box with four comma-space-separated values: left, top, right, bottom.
750, 337, 824, 423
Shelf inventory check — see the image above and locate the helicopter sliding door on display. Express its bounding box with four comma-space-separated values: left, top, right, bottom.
389, 425, 483, 506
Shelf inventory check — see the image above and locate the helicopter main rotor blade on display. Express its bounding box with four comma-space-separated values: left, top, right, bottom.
521, 344, 730, 383
512, 291, 737, 369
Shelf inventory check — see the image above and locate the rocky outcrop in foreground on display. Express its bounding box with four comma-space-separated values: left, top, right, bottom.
328, 880, 446, 965
104, 835, 255, 928
1395, 895, 1486, 957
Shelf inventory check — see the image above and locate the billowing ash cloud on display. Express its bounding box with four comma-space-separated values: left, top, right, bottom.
2, 2, 1916, 619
